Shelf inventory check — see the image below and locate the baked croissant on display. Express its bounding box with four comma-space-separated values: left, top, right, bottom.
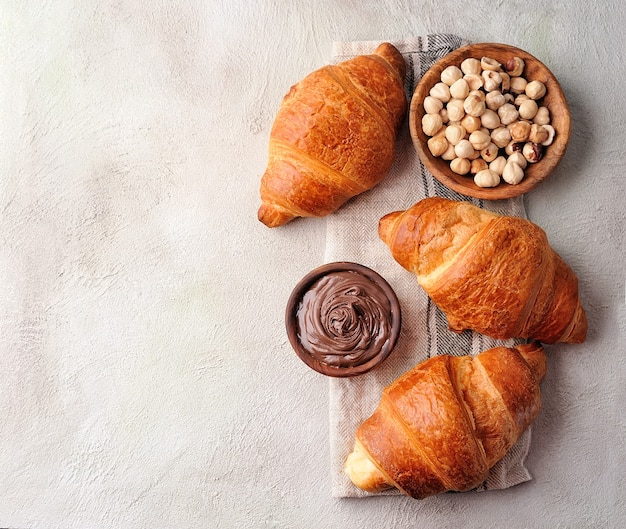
344, 342, 546, 499
258, 43, 407, 227
378, 197, 587, 344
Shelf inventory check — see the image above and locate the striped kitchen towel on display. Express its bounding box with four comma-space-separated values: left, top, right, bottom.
325, 34, 530, 498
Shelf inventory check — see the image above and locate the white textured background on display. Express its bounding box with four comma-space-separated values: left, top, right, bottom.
1, 1, 624, 528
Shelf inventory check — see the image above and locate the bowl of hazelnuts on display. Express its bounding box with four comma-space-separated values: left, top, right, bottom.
409, 43, 571, 200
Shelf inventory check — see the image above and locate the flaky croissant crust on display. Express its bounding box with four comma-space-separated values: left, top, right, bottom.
378, 197, 587, 344
344, 343, 546, 499
258, 43, 407, 227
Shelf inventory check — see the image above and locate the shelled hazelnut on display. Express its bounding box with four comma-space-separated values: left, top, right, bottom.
450, 157, 471, 175
470, 158, 488, 175
422, 113, 443, 136
423, 95, 444, 114
489, 155, 507, 175
446, 99, 466, 121
427, 131, 448, 157
421, 54, 556, 187
474, 168, 500, 187
502, 161, 525, 184
505, 56, 525, 76
522, 142, 543, 163
440, 65, 463, 86
508, 151, 528, 169
445, 123, 466, 145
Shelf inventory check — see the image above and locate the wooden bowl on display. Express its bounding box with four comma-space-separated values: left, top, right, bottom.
285, 262, 401, 377
409, 43, 571, 200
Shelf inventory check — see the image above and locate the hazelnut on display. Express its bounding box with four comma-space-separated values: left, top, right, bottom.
423, 95, 444, 114
427, 130, 449, 157
490, 126, 512, 148
449, 78, 470, 99
481, 142, 499, 162
464, 94, 486, 117
469, 130, 491, 150
470, 158, 488, 174
430, 82, 451, 102
489, 156, 507, 175
522, 142, 543, 163
505, 140, 524, 156
529, 123, 549, 144
440, 65, 463, 86
505, 56, 525, 77
474, 168, 501, 188
454, 139, 475, 159
525, 80, 547, 100
482, 70, 502, 92
464, 74, 484, 91
519, 99, 539, 120
480, 109, 501, 129
498, 103, 519, 125
445, 123, 466, 145
509, 76, 528, 95
461, 114, 482, 133
422, 113, 443, 136
502, 161, 525, 184
460, 57, 481, 75
446, 98, 466, 122
485, 90, 506, 110
450, 157, 471, 175
509, 120, 532, 142
480, 56, 501, 71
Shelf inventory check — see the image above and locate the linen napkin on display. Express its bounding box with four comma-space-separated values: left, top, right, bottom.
325, 35, 531, 498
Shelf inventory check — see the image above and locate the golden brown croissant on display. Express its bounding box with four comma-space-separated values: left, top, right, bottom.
344, 343, 546, 499
258, 43, 407, 227
378, 197, 587, 344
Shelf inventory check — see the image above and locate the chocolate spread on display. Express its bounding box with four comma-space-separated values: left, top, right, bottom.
296, 270, 394, 369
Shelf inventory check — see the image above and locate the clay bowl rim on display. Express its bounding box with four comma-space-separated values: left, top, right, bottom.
285, 261, 402, 378
409, 42, 571, 200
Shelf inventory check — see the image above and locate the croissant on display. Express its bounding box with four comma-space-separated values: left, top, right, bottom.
378, 197, 587, 344
258, 43, 407, 227
344, 343, 547, 499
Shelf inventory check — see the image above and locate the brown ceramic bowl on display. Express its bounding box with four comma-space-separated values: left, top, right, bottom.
285, 262, 401, 377
410, 43, 571, 200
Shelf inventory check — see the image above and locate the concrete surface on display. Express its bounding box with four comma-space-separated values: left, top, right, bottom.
0, 1, 624, 528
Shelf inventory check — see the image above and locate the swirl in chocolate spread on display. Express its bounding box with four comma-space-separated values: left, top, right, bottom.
296, 271, 393, 368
